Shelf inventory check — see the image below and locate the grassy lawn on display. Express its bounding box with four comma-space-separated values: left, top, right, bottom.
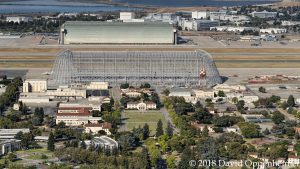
0, 147, 53, 166
16, 147, 54, 160
17, 147, 52, 155
125, 110, 167, 135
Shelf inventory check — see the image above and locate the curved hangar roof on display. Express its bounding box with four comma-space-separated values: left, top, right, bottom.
63, 21, 176, 44
49, 50, 222, 88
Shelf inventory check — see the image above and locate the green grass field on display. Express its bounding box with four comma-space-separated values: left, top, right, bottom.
124, 111, 167, 135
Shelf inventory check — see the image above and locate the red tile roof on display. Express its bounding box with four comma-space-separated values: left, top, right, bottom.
85, 122, 112, 129
294, 127, 300, 133
58, 107, 92, 114
56, 113, 92, 116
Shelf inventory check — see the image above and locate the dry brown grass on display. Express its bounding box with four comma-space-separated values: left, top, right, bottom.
0, 47, 300, 54
213, 55, 300, 60
155, 6, 219, 13
1, 61, 298, 68
0, 56, 55, 60
0, 48, 61, 53
215, 62, 300, 68
0, 63, 53, 68
0, 47, 299, 68
71, 47, 300, 53
204, 48, 300, 53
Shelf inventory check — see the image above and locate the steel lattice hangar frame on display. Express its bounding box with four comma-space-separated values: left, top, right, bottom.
49, 49, 222, 88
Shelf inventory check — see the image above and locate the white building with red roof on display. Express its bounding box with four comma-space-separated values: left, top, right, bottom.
56, 106, 102, 126
85, 122, 112, 135
288, 156, 300, 165
126, 101, 156, 110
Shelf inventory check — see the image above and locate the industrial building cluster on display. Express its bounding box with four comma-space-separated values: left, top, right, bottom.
19, 80, 113, 134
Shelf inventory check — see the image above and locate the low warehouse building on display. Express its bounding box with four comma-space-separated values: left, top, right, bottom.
0, 129, 30, 139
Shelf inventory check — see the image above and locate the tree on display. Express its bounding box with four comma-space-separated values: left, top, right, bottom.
196, 137, 219, 161
80, 140, 87, 149
140, 83, 151, 89
20, 132, 35, 149
294, 141, 300, 154
296, 132, 300, 140
162, 89, 170, 96
141, 148, 151, 169
48, 132, 55, 151
259, 86, 267, 93
88, 141, 96, 151
15, 131, 23, 140
143, 123, 150, 140
272, 111, 285, 125
32, 107, 44, 126
156, 119, 164, 137
117, 132, 137, 152
120, 83, 129, 89
92, 110, 102, 117
56, 121, 66, 128
202, 125, 209, 137
101, 103, 112, 112
263, 128, 270, 135
218, 90, 226, 97
236, 100, 245, 112
178, 147, 194, 169
232, 97, 238, 104
213, 116, 243, 127
166, 155, 176, 169
192, 110, 213, 124
7, 153, 17, 162
166, 121, 173, 137
238, 122, 260, 138
287, 95, 295, 107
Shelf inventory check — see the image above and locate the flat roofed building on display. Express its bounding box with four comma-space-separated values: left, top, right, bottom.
120, 12, 135, 20
209, 11, 227, 20
169, 90, 198, 104
61, 21, 176, 44
59, 102, 101, 112
183, 20, 220, 31
124, 91, 142, 98
46, 85, 86, 99
213, 84, 246, 92
0, 139, 21, 156
23, 79, 47, 93
56, 105, 102, 126
251, 11, 277, 19
58, 107, 92, 114
126, 101, 157, 110
86, 82, 109, 90
6, 16, 32, 23
192, 11, 210, 19
260, 28, 287, 34
0, 129, 30, 139
0, 85, 6, 95
193, 90, 215, 99
85, 122, 112, 135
